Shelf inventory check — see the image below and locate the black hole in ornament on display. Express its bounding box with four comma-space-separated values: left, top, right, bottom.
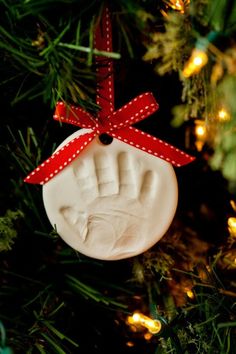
99, 133, 113, 145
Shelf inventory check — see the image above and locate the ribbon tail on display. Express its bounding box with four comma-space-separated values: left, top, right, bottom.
111, 127, 195, 167
24, 132, 96, 185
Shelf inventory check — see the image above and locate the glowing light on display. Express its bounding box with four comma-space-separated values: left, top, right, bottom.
228, 217, 236, 238
186, 289, 194, 299
144, 332, 153, 340
194, 120, 207, 151
127, 312, 162, 334
126, 341, 135, 347
193, 56, 203, 66
195, 125, 205, 137
182, 49, 208, 78
230, 200, 236, 212
217, 108, 230, 122
168, 0, 190, 13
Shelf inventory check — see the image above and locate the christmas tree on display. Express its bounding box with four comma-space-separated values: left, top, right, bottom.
1, 1, 236, 353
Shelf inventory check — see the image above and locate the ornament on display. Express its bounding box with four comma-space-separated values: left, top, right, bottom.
25, 7, 194, 260
43, 128, 178, 260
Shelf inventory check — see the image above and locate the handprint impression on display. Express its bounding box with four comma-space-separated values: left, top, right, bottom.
60, 151, 158, 259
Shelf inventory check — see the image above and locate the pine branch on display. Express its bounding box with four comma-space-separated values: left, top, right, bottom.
0, 0, 158, 109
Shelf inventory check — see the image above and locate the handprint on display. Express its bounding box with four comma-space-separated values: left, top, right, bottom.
60, 151, 158, 259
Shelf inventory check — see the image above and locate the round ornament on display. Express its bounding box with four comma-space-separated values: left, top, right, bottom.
43, 129, 178, 260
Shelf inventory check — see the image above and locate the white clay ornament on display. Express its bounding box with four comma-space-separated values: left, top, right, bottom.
26, 7, 194, 261
43, 129, 178, 260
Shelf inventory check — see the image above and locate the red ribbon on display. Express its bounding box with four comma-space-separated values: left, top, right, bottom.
24, 7, 195, 185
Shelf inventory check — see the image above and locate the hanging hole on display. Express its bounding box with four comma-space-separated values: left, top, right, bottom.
98, 133, 113, 145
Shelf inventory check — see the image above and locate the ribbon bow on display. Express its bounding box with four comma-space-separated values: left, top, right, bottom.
24, 7, 194, 185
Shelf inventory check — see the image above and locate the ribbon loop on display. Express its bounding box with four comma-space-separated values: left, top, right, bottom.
53, 102, 96, 129
24, 6, 195, 185
106, 92, 159, 132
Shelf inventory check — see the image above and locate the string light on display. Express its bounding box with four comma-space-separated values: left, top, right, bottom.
217, 108, 231, 122
183, 32, 220, 78
167, 0, 190, 13
127, 312, 162, 334
182, 49, 208, 78
195, 123, 206, 137
194, 119, 207, 151
228, 217, 236, 238
186, 289, 194, 299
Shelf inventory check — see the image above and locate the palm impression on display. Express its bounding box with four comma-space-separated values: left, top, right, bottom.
43, 129, 178, 260
61, 151, 158, 258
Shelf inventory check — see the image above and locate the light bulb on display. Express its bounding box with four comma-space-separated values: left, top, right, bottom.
193, 56, 204, 66
228, 217, 236, 238
144, 332, 153, 340
195, 125, 205, 137
186, 289, 194, 299
194, 120, 207, 151
127, 312, 162, 334
126, 341, 134, 347
168, 0, 190, 13
183, 49, 208, 78
217, 108, 230, 122
230, 200, 236, 212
